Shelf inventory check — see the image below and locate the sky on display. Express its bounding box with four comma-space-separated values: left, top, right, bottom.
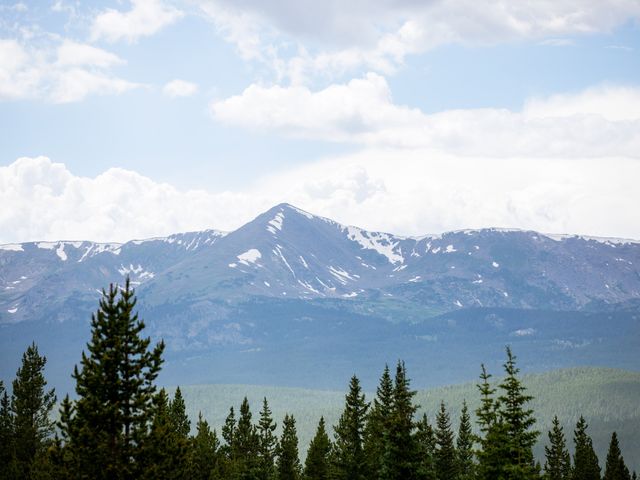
1, 0, 639, 243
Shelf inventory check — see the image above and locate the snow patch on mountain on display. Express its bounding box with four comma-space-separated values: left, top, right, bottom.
345, 226, 404, 264
267, 212, 284, 234
237, 249, 262, 266
0, 244, 24, 252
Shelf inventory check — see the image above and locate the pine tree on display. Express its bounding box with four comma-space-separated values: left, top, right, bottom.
189, 413, 220, 480
497, 346, 539, 480
220, 406, 237, 478
475, 364, 509, 480
331, 375, 368, 480
572, 416, 601, 480
414, 414, 436, 480
257, 398, 278, 480
304, 417, 331, 480
235, 396, 259, 479
277, 414, 301, 480
603, 432, 631, 480
170, 386, 191, 439
456, 400, 475, 480
141, 388, 188, 479
381, 361, 420, 480
434, 401, 457, 480
11, 342, 56, 479
57, 279, 164, 479
0, 382, 17, 479
363, 364, 394, 479
544, 416, 571, 480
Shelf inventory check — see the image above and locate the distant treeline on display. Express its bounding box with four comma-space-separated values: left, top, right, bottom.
0, 279, 636, 480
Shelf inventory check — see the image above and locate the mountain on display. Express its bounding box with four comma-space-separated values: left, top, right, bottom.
1, 203, 639, 392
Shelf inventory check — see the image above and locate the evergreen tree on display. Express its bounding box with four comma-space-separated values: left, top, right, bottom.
305, 417, 331, 480
170, 386, 191, 439
456, 400, 475, 480
434, 401, 457, 480
57, 279, 164, 479
381, 361, 420, 480
475, 364, 508, 480
257, 397, 278, 480
277, 414, 301, 480
189, 413, 220, 480
497, 346, 539, 480
0, 383, 17, 479
572, 416, 601, 480
331, 375, 368, 480
363, 364, 394, 479
544, 416, 571, 480
11, 342, 56, 479
220, 406, 237, 477
414, 414, 436, 480
603, 432, 631, 480
140, 388, 188, 480
234, 396, 259, 479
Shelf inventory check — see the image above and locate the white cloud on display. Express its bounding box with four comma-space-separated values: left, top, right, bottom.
91, 0, 184, 44
0, 38, 140, 103
2, 152, 640, 244
198, 0, 640, 82
212, 74, 640, 158
163, 79, 198, 97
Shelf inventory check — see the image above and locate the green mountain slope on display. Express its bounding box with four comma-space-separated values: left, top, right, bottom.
173, 367, 640, 472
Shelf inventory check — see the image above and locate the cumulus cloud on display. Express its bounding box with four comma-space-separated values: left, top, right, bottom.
91, 0, 184, 44
163, 79, 198, 97
0, 38, 140, 103
2, 153, 640, 244
212, 74, 640, 158
198, 0, 640, 82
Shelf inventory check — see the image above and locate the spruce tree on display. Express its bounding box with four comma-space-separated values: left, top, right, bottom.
456, 400, 475, 480
434, 401, 457, 480
0, 383, 17, 479
331, 375, 368, 480
57, 279, 164, 479
277, 414, 301, 480
544, 416, 571, 480
497, 346, 539, 479
603, 432, 631, 480
170, 386, 191, 439
257, 397, 278, 480
572, 416, 601, 480
381, 361, 419, 480
11, 342, 56, 479
234, 396, 259, 478
220, 406, 237, 477
189, 413, 220, 480
304, 417, 331, 480
363, 364, 393, 479
141, 388, 188, 480
414, 414, 436, 480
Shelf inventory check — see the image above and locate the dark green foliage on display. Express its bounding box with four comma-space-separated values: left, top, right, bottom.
57, 279, 164, 479
498, 346, 539, 479
434, 401, 457, 480
257, 397, 278, 480
234, 396, 260, 478
363, 364, 394, 479
277, 414, 301, 480
141, 388, 189, 479
544, 416, 571, 480
0, 383, 17, 479
189, 412, 220, 480
380, 361, 420, 480
304, 417, 331, 480
456, 400, 475, 480
10, 342, 56, 479
573, 416, 601, 480
603, 432, 631, 480
414, 414, 436, 480
170, 386, 191, 439
330, 375, 368, 480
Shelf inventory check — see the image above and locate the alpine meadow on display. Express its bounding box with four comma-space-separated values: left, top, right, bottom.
1, 0, 640, 479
